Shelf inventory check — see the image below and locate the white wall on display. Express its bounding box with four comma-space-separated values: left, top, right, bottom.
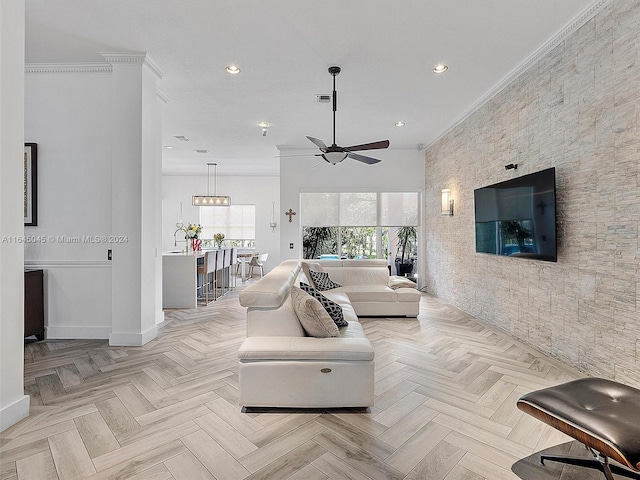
24, 69, 113, 338
0, 0, 29, 432
163, 174, 281, 271
23, 56, 164, 344
279, 147, 425, 279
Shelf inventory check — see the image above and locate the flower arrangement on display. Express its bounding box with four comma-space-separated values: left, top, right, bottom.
213, 232, 225, 247
183, 223, 202, 240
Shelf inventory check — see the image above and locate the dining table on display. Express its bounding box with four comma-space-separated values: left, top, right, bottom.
237, 252, 259, 281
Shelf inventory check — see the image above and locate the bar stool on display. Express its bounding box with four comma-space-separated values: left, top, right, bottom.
222, 248, 232, 294
215, 249, 226, 297
196, 251, 216, 305
229, 248, 238, 289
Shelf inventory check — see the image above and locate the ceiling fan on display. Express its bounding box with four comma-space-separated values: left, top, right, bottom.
304, 66, 390, 165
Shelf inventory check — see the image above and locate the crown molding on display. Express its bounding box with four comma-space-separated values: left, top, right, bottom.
25, 63, 112, 74
99, 51, 165, 79
426, 0, 613, 149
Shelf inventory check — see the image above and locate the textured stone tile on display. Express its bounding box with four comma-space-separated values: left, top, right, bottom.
424, 0, 640, 388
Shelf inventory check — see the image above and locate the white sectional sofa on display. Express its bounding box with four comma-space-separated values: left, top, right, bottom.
308, 259, 420, 317
237, 259, 420, 409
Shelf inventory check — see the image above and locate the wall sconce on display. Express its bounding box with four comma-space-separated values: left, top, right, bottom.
441, 189, 454, 216
269, 201, 277, 231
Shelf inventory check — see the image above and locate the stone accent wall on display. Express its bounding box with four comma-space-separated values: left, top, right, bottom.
424, 1, 639, 387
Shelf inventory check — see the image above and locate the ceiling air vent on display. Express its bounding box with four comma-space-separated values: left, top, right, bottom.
315, 94, 332, 103
173, 135, 189, 141
195, 149, 208, 154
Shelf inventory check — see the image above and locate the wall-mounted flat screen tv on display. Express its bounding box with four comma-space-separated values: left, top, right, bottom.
474, 167, 557, 262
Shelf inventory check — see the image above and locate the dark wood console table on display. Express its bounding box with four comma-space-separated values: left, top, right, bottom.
25, 269, 44, 340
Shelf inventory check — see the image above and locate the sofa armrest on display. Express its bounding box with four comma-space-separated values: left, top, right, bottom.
238, 336, 374, 362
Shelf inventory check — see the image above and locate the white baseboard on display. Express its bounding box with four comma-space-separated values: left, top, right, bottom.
155, 310, 165, 326
109, 325, 158, 346
0, 395, 30, 432
46, 325, 112, 340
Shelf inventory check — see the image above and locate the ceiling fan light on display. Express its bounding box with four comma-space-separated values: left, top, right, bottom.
433, 64, 448, 74
322, 152, 348, 164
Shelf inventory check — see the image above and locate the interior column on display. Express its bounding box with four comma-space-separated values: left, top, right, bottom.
103, 52, 164, 346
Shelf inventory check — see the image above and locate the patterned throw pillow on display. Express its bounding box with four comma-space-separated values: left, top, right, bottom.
300, 283, 348, 327
289, 286, 339, 338
308, 269, 342, 291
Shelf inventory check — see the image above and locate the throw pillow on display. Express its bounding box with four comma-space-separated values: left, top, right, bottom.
308, 269, 342, 291
300, 262, 324, 288
388, 277, 418, 290
289, 286, 339, 338
299, 282, 348, 327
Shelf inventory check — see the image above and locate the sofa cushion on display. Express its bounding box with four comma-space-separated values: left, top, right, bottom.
308, 270, 342, 291
290, 286, 339, 338
341, 285, 399, 302
395, 288, 422, 302
238, 335, 374, 361
246, 295, 305, 337
320, 265, 390, 287
299, 283, 347, 327
240, 260, 301, 308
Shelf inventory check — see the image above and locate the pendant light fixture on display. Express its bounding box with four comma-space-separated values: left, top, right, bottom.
192, 162, 231, 206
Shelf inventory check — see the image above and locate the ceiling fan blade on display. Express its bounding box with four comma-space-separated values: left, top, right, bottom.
344, 140, 390, 152
306, 136, 328, 151
275, 153, 322, 158
347, 152, 382, 165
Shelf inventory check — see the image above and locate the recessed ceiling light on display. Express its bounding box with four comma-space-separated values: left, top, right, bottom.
165, 145, 174, 149
395, 121, 405, 127
257, 122, 269, 128
225, 65, 240, 74
433, 64, 448, 74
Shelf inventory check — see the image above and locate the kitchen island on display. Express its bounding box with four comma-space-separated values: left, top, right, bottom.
162, 250, 205, 309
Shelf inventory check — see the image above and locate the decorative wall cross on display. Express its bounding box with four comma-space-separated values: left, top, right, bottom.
285, 208, 297, 222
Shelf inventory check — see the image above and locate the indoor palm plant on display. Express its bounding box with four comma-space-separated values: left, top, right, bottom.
395, 226, 417, 276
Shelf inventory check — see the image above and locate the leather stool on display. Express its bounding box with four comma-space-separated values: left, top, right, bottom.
517, 377, 640, 480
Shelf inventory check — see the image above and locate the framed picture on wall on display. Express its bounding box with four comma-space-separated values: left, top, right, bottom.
24, 143, 37, 226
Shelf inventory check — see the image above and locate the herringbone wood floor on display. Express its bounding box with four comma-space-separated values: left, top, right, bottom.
2, 281, 623, 479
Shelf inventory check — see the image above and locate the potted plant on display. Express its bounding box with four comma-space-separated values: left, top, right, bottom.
394, 226, 417, 276
213, 232, 225, 248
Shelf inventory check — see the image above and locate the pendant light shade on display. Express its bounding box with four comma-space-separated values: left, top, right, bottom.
192, 162, 231, 206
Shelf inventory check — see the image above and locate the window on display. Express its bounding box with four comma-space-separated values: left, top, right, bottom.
200, 204, 256, 247
300, 192, 419, 260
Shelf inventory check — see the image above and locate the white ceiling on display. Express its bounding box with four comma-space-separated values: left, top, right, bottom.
25, 0, 599, 176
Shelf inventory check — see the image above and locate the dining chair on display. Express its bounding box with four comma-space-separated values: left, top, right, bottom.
248, 253, 268, 278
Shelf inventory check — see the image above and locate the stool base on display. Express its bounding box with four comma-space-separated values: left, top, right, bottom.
540, 448, 640, 480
